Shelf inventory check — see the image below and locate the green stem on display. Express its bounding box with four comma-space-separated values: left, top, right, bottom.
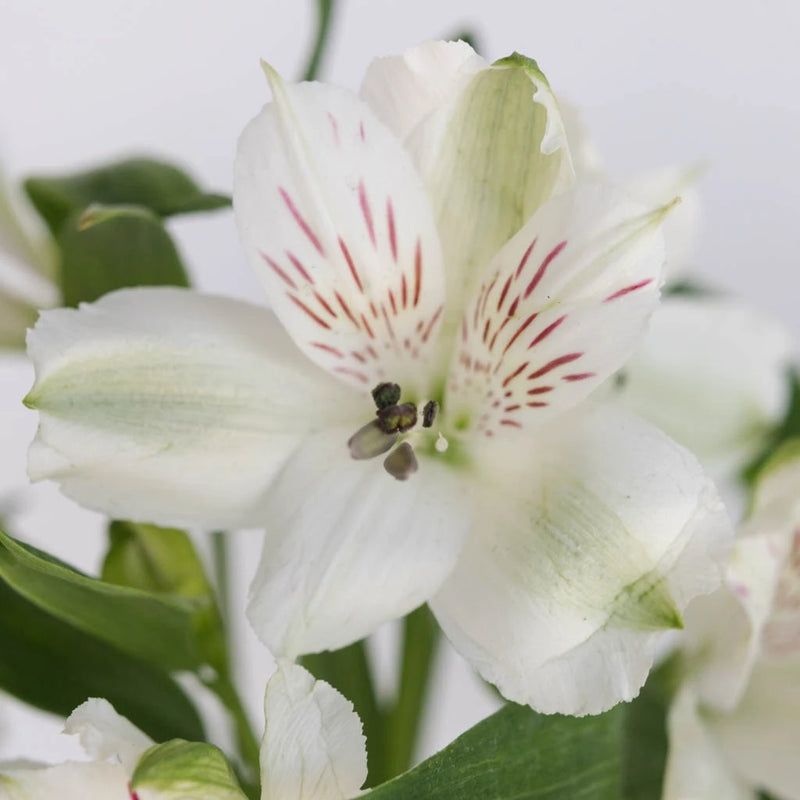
205, 673, 261, 799
210, 531, 230, 634
302, 0, 336, 81
383, 606, 441, 780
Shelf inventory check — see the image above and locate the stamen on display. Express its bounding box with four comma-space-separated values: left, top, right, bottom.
376, 402, 418, 434
422, 400, 438, 428
348, 420, 398, 459
384, 442, 418, 481
372, 382, 401, 409
435, 433, 449, 453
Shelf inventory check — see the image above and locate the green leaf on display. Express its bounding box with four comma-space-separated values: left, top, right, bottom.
0, 578, 204, 742
103, 520, 227, 673
57, 204, 189, 306
24, 156, 230, 235
131, 740, 248, 800
364, 702, 624, 800
0, 530, 209, 671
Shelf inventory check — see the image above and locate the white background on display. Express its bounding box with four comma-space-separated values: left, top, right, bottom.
0, 0, 799, 768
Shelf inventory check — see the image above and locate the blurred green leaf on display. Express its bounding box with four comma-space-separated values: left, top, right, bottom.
0, 530, 210, 671
364, 702, 624, 800
103, 520, 226, 673
25, 157, 229, 236
57, 204, 189, 306
0, 577, 204, 742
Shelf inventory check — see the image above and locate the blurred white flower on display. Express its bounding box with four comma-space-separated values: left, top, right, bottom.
25, 42, 730, 715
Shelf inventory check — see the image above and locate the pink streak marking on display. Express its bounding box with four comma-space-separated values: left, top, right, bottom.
381, 304, 397, 340
286, 251, 313, 284
351, 351, 367, 363
604, 278, 654, 302
367, 345, 378, 359
527, 386, 554, 394
370, 301, 379, 319
497, 274, 514, 312
338, 237, 363, 292
563, 372, 596, 381
359, 120, 366, 141
515, 239, 538, 279
482, 318, 491, 344
508, 295, 521, 317
260, 252, 297, 290
387, 199, 398, 262
526, 401, 548, 408
313, 291, 337, 318
523, 240, 567, 300
311, 341, 343, 357
502, 361, 530, 388
481, 276, 497, 320
504, 404, 521, 412
288, 294, 331, 329
327, 112, 340, 146
279, 187, 324, 255
527, 352, 582, 380
489, 317, 511, 352
421, 305, 443, 343
389, 289, 397, 315
335, 292, 360, 328
461, 317, 468, 342
335, 366, 368, 383
500, 419, 522, 428
401, 274, 408, 308
413, 240, 422, 307
358, 181, 376, 245
361, 314, 375, 339
502, 313, 539, 356
528, 314, 567, 349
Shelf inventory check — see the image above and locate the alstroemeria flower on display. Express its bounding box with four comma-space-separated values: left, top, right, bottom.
663, 445, 800, 800
0, 663, 365, 800
0, 159, 58, 350
24, 42, 730, 715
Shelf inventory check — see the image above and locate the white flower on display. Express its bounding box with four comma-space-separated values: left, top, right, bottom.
663, 446, 800, 800
24, 41, 731, 715
0, 663, 365, 800
0, 159, 58, 350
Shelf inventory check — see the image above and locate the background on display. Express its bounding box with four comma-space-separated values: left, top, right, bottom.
1, 0, 799, 765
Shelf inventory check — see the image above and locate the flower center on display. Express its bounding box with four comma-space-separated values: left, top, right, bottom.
347, 382, 446, 480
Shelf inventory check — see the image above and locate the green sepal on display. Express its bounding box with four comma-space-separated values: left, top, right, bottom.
0, 576, 204, 742
131, 740, 248, 800
24, 156, 229, 236
57, 204, 189, 306
0, 530, 211, 671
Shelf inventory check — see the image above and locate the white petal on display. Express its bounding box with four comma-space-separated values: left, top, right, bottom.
234, 67, 446, 396
26, 287, 362, 530
430, 404, 731, 715
402, 54, 575, 344
64, 698, 154, 774
616, 297, 791, 477
247, 427, 471, 658
359, 40, 488, 142
663, 688, 755, 800
709, 656, 800, 800
445, 185, 668, 437
0, 762, 130, 800
559, 101, 606, 181
625, 165, 702, 279
260, 662, 367, 800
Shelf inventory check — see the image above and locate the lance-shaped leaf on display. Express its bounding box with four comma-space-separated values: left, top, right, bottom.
0, 578, 204, 742
57, 204, 189, 306
0, 530, 208, 671
363, 702, 624, 800
25, 156, 230, 236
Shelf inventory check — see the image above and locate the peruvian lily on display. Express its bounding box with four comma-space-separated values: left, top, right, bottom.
0, 662, 366, 800
663, 443, 800, 800
24, 41, 731, 715
0, 159, 58, 350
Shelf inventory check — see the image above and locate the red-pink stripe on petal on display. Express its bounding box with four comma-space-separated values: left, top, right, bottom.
335, 366, 369, 383
286, 251, 313, 284
279, 187, 324, 255
500, 419, 522, 428
421, 305, 443, 343
413, 240, 423, 307
335, 292, 360, 329
528, 314, 567, 349
523, 240, 567, 300
502, 361, 530, 388
260, 252, 297, 290
604, 278, 654, 302
563, 372, 596, 381
358, 181, 376, 246
311, 341, 344, 357
387, 199, 398, 262
515, 239, 537, 279
527, 386, 554, 395
526, 401, 548, 408
527, 352, 583, 379
502, 313, 539, 356
313, 291, 337, 318
288, 294, 331, 329
338, 238, 363, 292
